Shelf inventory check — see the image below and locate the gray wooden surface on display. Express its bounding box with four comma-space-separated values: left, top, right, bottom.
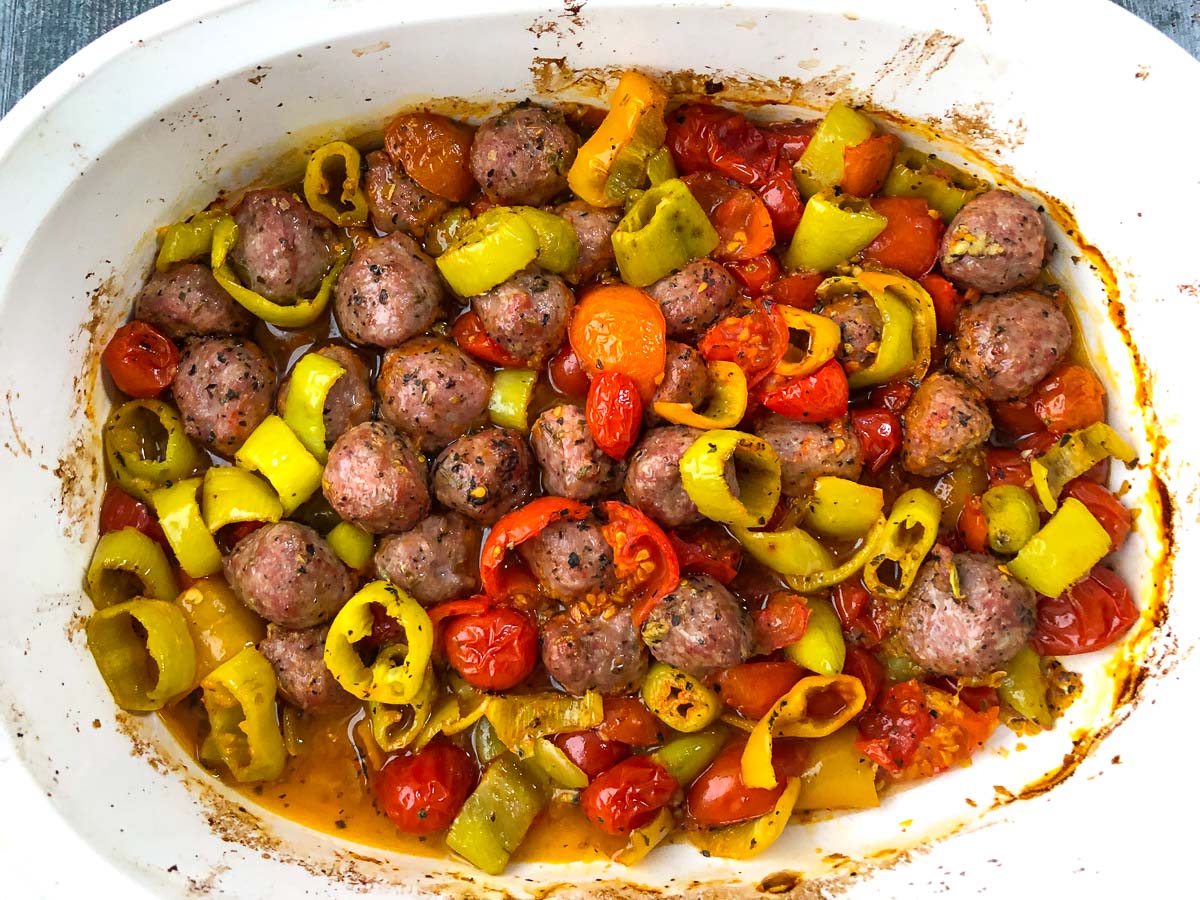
0, 0, 1197, 115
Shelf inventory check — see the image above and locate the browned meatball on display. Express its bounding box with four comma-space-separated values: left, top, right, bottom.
753, 414, 863, 496
901, 373, 993, 478
624, 426, 707, 528
431, 427, 537, 525
469, 106, 579, 206
173, 336, 276, 455
364, 150, 450, 238
517, 517, 616, 602
940, 190, 1047, 294
333, 231, 446, 348
640, 575, 754, 679
472, 268, 574, 366
948, 291, 1073, 401
224, 522, 353, 629
376, 337, 491, 452
276, 343, 373, 450
530, 404, 625, 501
646, 258, 738, 341
322, 421, 430, 534
553, 200, 620, 284
373, 512, 481, 606
649, 341, 710, 422
541, 607, 649, 695
229, 189, 337, 302
134, 263, 254, 339
821, 294, 882, 372
899, 545, 1037, 676
258, 624, 350, 712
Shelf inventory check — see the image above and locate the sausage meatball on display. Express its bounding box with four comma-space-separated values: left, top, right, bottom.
530, 404, 625, 501
322, 421, 430, 534
333, 231, 446, 348
472, 267, 574, 366
469, 106, 580, 206
649, 341, 710, 423
640, 575, 754, 679
431, 427, 538, 525
820, 293, 883, 372
229, 188, 337, 303
541, 607, 649, 696
552, 200, 621, 284
517, 517, 616, 602
258, 624, 350, 712
373, 512, 481, 606
901, 373, 993, 477
753, 414, 863, 496
134, 263, 254, 339
646, 258, 738, 341
939, 190, 1047, 294
173, 336, 276, 455
376, 337, 491, 452
623, 426, 709, 528
364, 149, 451, 238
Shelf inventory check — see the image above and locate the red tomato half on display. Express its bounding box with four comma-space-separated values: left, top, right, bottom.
553, 731, 630, 781
842, 647, 885, 708
699, 301, 790, 387
759, 359, 849, 424
452, 310, 525, 367
99, 486, 168, 549
958, 495, 989, 554
1030, 364, 1106, 434
548, 344, 591, 397
581, 756, 678, 836
601, 501, 680, 626
764, 271, 824, 311
596, 696, 666, 747
724, 254, 781, 297
849, 408, 902, 475
711, 661, 803, 720
831, 577, 887, 648
102, 320, 179, 398
681, 172, 775, 262
841, 133, 901, 198
751, 591, 811, 654
666, 523, 743, 585
587, 370, 643, 459
375, 742, 475, 834
1031, 567, 1139, 656
862, 197, 944, 278
918, 273, 965, 334
443, 606, 538, 690
686, 738, 808, 827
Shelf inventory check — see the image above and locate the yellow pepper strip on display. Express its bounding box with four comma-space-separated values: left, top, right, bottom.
881, 147, 988, 222
793, 102, 877, 199
1007, 498, 1111, 598
210, 215, 350, 328
641, 662, 723, 733
611, 178, 720, 287
200, 466, 283, 534
646, 146, 677, 186
446, 754, 549, 876
323, 581, 433, 704
742, 674, 866, 789
679, 429, 782, 528
486, 691, 603, 759
86, 527, 178, 609
200, 647, 286, 783
569, 70, 669, 207
688, 777, 803, 860
720, 712, 756, 733
234, 415, 324, 515
862, 488, 942, 601
151, 477, 223, 578
155, 209, 223, 272
1030, 422, 1137, 513
855, 270, 936, 386
282, 352, 347, 462
793, 726, 879, 811
981, 484, 1040, 555
648, 727, 728, 786
612, 808, 675, 866
732, 523, 833, 577
815, 273, 923, 389
488, 368, 539, 431
104, 399, 205, 503
531, 737, 590, 789
804, 476, 886, 540
86, 598, 197, 711
783, 596, 846, 675
326, 521, 374, 570
784, 514, 887, 594
175, 577, 266, 684
774, 307, 842, 378
511, 206, 581, 275
436, 207, 540, 297
303, 140, 369, 227
369, 665, 437, 752
652, 360, 748, 429
998, 645, 1052, 728
786, 189, 887, 273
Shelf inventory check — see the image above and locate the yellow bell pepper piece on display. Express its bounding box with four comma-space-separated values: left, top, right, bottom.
486, 691, 603, 759
742, 675, 866, 790
87, 598, 197, 711
151, 477, 223, 578
282, 352, 347, 462
804, 476, 886, 539
369, 665, 438, 752
155, 209, 223, 272
679, 429, 782, 528
641, 662, 723, 733
200, 465, 283, 534
200, 647, 286, 782
436, 207, 539, 297
793, 725, 879, 811
775, 307, 842, 378
86, 526, 178, 609
1030, 421, 1137, 513
784, 514, 888, 594
612, 807, 675, 866
323, 581, 433, 705
175, 577, 266, 684
326, 521, 374, 570
234, 414, 324, 514
1007, 498, 1112, 598
793, 101, 877, 199
998, 645, 1052, 728
652, 360, 748, 429
783, 595, 846, 675
488, 368, 539, 431
688, 777, 803, 860
104, 399, 205, 503
862, 488, 942, 601
303, 140, 369, 227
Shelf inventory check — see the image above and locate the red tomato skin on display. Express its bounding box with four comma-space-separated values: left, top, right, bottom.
854, 680, 934, 773
990, 397, 1047, 441
841, 133, 901, 198
764, 271, 824, 310
548, 344, 591, 397
375, 742, 476, 834
760, 359, 849, 424
452, 311, 525, 368
1062, 480, 1131, 550
600, 500, 680, 625
842, 647, 885, 708
831, 577, 887, 648
596, 696, 666, 747
861, 197, 943, 278
985, 448, 1034, 493
751, 592, 811, 654
552, 731, 631, 781
686, 738, 808, 827
580, 756, 678, 835
99, 486, 169, 549
680, 172, 775, 262
958, 495, 990, 554
919, 274, 964, 334
102, 320, 180, 398
587, 371, 643, 459
666, 523, 742, 585
479, 497, 592, 601
699, 302, 790, 387
724, 254, 781, 297
443, 607, 539, 691
1031, 567, 1139, 656
849, 408, 902, 475
711, 661, 803, 719
1030, 364, 1106, 433
866, 381, 915, 413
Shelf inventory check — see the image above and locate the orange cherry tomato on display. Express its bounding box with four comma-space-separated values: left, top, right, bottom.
586, 371, 642, 459
990, 396, 1047, 441
680, 172, 775, 262
711, 661, 803, 720
1030, 364, 1106, 434
384, 112, 476, 202
548, 344, 591, 397
861, 197, 944, 279
569, 286, 666, 401
452, 310, 525, 368
102, 320, 179, 398
841, 133, 901, 198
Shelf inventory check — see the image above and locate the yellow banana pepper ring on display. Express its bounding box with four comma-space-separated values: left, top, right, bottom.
862, 488, 942, 601
881, 147, 987, 222
774, 308, 842, 378
155, 209, 223, 272
612, 807, 675, 866
688, 777, 803, 860
742, 674, 867, 790
86, 527, 178, 609
200, 465, 283, 534
731, 523, 833, 577
282, 352, 347, 462
785, 514, 888, 594
200, 647, 286, 783
326, 521, 375, 570
786, 189, 887, 273
86, 598, 197, 712
485, 690, 603, 758
436, 207, 540, 297
568, 70, 668, 207
151, 477, 223, 578
1007, 497, 1112, 598
783, 595, 845, 676
510, 206, 581, 275
235, 415, 324, 515
641, 662, 723, 733
611, 178, 720, 287
324, 581, 433, 705
210, 214, 350, 328
303, 140, 369, 227
1030, 421, 1137, 513
652, 360, 748, 429
679, 429, 782, 528
369, 665, 438, 752
104, 399, 205, 503
856, 270, 937, 385
804, 476, 886, 539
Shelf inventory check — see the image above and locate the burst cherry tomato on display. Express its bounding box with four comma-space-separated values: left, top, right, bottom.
569, 286, 666, 401
990, 396, 1046, 440
724, 253, 781, 297
831, 577, 887, 648
849, 408, 902, 475
595, 696, 666, 747
764, 271, 824, 310
1030, 364, 1106, 434
374, 742, 475, 834
711, 661, 803, 719
958, 495, 989, 554
985, 448, 1034, 493
548, 344, 591, 397
919, 273, 966, 334
580, 756, 678, 836
99, 486, 168, 549
384, 112, 476, 202
759, 359, 849, 424
600, 501, 680, 624
102, 320, 180, 398
842, 647, 885, 708
666, 523, 743, 584
861, 197, 943, 278
841, 133, 901, 197
553, 731, 631, 781
1031, 567, 1138, 656
751, 591, 811, 654
699, 301, 790, 387
587, 371, 643, 459
452, 310, 525, 368
686, 738, 808, 827
443, 606, 539, 691
867, 381, 915, 413
680, 172, 775, 261
1062, 480, 1131, 550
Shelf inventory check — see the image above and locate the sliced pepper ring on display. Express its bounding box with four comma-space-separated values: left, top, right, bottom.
436, 207, 539, 297
303, 140, 369, 227
1030, 421, 1137, 513
611, 178, 720, 287
652, 360, 748, 429
86, 526, 179, 609
200, 465, 283, 535
774, 308, 842, 378
485, 690, 604, 758
856, 270, 937, 386
784, 514, 888, 594
640, 662, 722, 733
155, 209, 223, 272
368, 664, 438, 752
282, 351, 347, 462
103, 399, 205, 503
234, 415, 324, 515
679, 429, 781, 528
862, 488, 942, 601
731, 523, 833, 577
200, 646, 286, 782
86, 598, 196, 711
151, 477, 223, 579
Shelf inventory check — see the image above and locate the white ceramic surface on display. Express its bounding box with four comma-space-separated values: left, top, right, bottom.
0, 1, 1197, 897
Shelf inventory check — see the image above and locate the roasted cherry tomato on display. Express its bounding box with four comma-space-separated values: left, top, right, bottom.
686, 738, 808, 827
596, 696, 666, 747
760, 359, 849, 424
681, 172, 775, 261
711, 661, 803, 720
384, 112, 476, 202
724, 253, 781, 297
548, 344, 591, 397
600, 501, 680, 625
1062, 480, 1131, 550
842, 647, 885, 708
918, 273, 965, 334
958, 495, 989, 554
553, 731, 631, 781
861, 197, 943, 278
1030, 364, 1106, 434
764, 271, 824, 311
587, 370, 643, 459
699, 301, 790, 388
581, 756, 678, 836
443, 606, 539, 691
452, 310, 526, 368
850, 408, 902, 475
990, 396, 1047, 441
751, 591, 811, 654
1032, 567, 1138, 656
374, 742, 476, 834
666, 522, 743, 585
102, 320, 180, 398
842, 133, 901, 198
480, 497, 592, 601
832, 577, 887, 648
866, 381, 915, 413
570, 286, 667, 401
985, 448, 1034, 493
99, 485, 169, 549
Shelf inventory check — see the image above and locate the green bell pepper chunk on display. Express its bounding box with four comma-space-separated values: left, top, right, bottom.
785, 189, 888, 273
982, 485, 1040, 555
794, 102, 877, 198
881, 148, 988, 222
446, 754, 548, 875
1007, 498, 1112, 598
471, 716, 508, 765
649, 727, 728, 786
611, 178, 719, 287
